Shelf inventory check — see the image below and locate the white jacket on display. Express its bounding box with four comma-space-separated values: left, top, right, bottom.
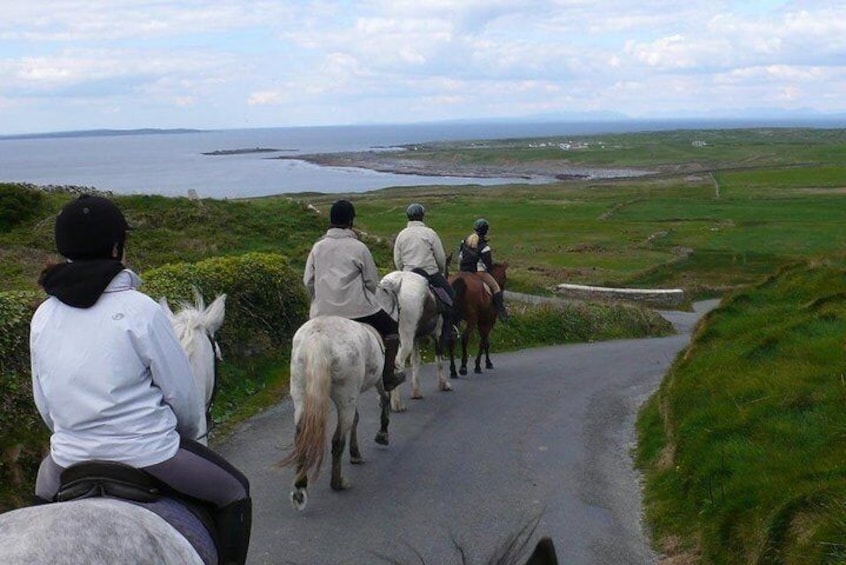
30, 270, 204, 469
304, 228, 382, 319
393, 221, 447, 276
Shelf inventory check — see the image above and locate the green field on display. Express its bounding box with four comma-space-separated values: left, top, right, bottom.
2, 127, 845, 560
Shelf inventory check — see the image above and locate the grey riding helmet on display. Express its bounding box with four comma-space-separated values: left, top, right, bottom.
406, 203, 425, 221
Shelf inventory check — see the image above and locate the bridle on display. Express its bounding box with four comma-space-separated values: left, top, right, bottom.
195, 331, 221, 442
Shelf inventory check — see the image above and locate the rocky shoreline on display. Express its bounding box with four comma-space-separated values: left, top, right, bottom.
274, 151, 652, 181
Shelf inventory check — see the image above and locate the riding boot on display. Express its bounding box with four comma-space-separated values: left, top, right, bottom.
32, 495, 51, 506
382, 335, 406, 392
214, 497, 252, 565
492, 291, 510, 322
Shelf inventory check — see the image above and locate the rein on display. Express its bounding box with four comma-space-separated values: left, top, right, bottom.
196, 331, 220, 442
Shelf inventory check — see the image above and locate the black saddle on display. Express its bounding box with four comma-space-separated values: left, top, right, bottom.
411, 268, 453, 309
57, 460, 161, 502
55, 461, 218, 565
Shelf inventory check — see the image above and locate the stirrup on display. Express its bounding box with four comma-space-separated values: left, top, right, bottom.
383, 369, 406, 392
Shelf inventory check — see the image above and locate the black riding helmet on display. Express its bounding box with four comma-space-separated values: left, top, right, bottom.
473, 218, 489, 236
406, 203, 425, 221
54, 195, 130, 260
330, 199, 356, 228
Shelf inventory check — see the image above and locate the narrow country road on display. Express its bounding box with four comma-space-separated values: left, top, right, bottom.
216, 301, 717, 565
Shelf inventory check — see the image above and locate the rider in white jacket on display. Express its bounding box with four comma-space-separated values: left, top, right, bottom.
31, 195, 252, 565
393, 203, 459, 341
303, 199, 406, 391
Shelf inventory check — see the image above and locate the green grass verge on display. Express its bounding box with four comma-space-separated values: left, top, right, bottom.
636, 257, 846, 563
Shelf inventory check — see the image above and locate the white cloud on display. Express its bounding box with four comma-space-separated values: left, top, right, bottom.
0, 0, 844, 133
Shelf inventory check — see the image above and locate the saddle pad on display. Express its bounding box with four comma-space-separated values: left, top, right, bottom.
132, 498, 218, 565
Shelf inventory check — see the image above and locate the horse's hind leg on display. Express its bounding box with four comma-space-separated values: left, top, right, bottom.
374, 387, 391, 446
482, 329, 494, 370
460, 322, 473, 375
349, 409, 364, 464
448, 333, 459, 379
410, 343, 423, 399
434, 334, 452, 391
331, 407, 355, 490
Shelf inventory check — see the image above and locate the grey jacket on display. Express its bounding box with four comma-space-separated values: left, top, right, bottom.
304, 228, 382, 319
393, 221, 447, 276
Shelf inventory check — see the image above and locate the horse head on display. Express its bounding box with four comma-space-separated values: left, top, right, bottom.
159, 288, 226, 443
491, 262, 509, 290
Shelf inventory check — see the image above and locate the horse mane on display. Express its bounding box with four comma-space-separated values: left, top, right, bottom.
160, 289, 226, 358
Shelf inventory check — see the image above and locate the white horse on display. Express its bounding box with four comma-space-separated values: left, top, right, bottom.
379, 271, 452, 412
281, 316, 391, 511
160, 291, 227, 445
0, 293, 227, 565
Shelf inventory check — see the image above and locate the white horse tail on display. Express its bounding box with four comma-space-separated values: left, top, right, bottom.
282, 335, 333, 480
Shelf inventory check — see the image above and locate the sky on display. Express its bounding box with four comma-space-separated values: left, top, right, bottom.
1, 0, 845, 135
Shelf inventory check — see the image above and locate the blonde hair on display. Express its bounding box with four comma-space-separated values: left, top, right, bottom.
465, 233, 480, 249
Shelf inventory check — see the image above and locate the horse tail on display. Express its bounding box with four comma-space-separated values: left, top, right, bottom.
281, 335, 333, 480
452, 276, 467, 307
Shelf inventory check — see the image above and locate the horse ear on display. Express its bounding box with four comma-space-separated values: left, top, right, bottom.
525, 537, 558, 565
202, 294, 227, 334
191, 286, 206, 312
159, 297, 175, 320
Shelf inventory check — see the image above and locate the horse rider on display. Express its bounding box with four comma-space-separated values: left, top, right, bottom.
303, 199, 406, 391
393, 202, 459, 342
458, 217, 510, 321
30, 195, 252, 565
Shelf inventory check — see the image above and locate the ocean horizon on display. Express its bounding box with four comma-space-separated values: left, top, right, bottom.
2, 118, 843, 199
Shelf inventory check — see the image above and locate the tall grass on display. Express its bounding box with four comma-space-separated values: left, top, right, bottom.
636, 258, 846, 563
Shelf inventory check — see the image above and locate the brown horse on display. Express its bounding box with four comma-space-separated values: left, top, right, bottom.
448, 262, 508, 376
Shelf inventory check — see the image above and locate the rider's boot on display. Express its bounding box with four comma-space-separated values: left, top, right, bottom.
215, 497, 252, 565
32, 495, 51, 506
382, 334, 406, 392
492, 291, 510, 322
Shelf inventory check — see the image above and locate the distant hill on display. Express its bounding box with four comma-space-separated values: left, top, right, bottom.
0, 128, 204, 141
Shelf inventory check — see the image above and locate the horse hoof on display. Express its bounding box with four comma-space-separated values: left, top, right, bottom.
350, 455, 365, 465
290, 488, 308, 511
331, 478, 351, 491
411, 392, 423, 400
374, 431, 389, 446
441, 383, 453, 391
391, 403, 406, 413
459, 368, 467, 376
486, 363, 494, 370
450, 373, 459, 379
474, 367, 483, 374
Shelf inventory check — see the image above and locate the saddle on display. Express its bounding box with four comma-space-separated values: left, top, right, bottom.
411, 268, 453, 310
55, 461, 218, 565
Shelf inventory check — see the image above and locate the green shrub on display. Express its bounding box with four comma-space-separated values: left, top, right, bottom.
141, 252, 309, 358
0, 184, 47, 232
0, 291, 48, 511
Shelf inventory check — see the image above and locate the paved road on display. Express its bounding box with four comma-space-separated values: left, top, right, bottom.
217, 301, 717, 565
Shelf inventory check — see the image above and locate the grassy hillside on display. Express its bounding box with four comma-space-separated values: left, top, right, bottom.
636, 258, 846, 563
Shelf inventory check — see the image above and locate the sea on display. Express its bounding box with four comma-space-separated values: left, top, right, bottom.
1, 118, 841, 199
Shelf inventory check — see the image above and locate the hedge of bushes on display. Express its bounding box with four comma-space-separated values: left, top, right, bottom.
0, 252, 308, 511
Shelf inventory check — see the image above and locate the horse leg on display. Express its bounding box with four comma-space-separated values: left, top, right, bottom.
291, 422, 309, 511
374, 387, 391, 446
448, 331, 459, 378
349, 408, 364, 464
410, 342, 423, 399
390, 387, 405, 413
482, 326, 494, 370
331, 406, 355, 490
460, 321, 473, 376
433, 332, 452, 391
